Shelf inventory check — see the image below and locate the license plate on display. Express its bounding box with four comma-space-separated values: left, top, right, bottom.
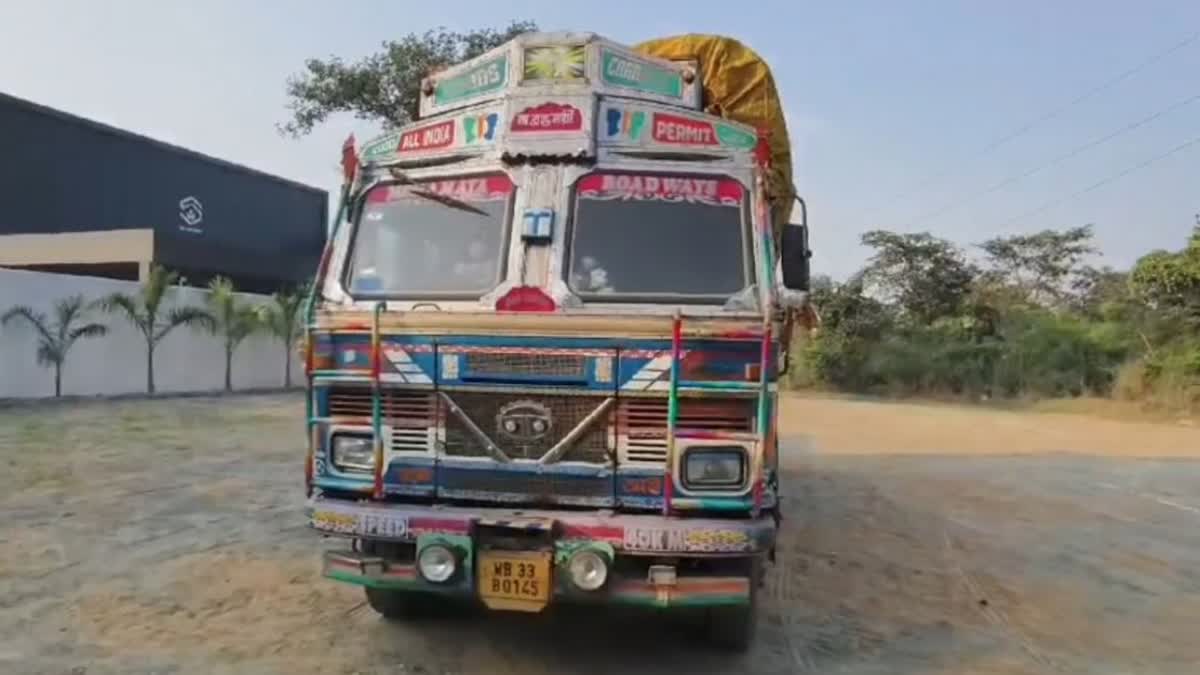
478, 550, 552, 612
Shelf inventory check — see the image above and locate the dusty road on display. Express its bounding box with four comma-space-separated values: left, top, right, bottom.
1, 393, 1198, 674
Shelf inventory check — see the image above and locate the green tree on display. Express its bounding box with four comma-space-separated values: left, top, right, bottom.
1130, 226, 1200, 330
98, 265, 214, 394
2, 295, 107, 397
206, 277, 263, 392
977, 225, 1095, 307
860, 230, 977, 324
280, 21, 538, 136
259, 282, 309, 388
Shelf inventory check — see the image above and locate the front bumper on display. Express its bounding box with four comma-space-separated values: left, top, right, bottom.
308, 496, 775, 609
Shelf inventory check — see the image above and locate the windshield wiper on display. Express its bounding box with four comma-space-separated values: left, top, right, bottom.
388, 167, 489, 217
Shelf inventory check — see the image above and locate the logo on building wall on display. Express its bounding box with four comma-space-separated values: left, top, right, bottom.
179, 196, 204, 233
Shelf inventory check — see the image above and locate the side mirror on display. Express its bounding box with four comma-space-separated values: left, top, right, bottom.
780, 197, 811, 291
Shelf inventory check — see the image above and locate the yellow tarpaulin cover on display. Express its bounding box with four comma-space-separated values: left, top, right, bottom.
633, 34, 794, 235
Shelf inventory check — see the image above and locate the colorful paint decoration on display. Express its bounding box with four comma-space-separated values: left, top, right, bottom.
652, 112, 718, 146
511, 102, 583, 132
604, 108, 646, 141
577, 173, 744, 207
523, 45, 586, 81
398, 120, 455, 153
367, 175, 514, 204
622, 525, 751, 553
420, 175, 514, 201
462, 112, 500, 144
311, 509, 409, 538
600, 48, 684, 99
434, 54, 508, 106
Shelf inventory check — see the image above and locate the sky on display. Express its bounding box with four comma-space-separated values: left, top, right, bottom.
1, 1, 1197, 280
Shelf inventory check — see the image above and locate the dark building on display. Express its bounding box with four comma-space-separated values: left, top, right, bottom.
0, 91, 328, 294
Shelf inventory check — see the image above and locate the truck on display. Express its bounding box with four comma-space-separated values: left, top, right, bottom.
303, 31, 813, 650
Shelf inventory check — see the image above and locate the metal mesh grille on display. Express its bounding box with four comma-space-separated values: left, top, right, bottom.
442, 393, 610, 461
465, 353, 587, 378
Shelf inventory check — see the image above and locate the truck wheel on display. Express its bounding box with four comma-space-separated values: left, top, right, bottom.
364, 587, 443, 621
704, 560, 761, 651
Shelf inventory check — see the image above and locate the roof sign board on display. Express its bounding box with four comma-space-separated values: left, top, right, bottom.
597, 101, 759, 156
361, 132, 401, 163
398, 119, 455, 153
361, 103, 506, 166
511, 102, 584, 133
599, 48, 684, 99
501, 95, 595, 157
419, 33, 700, 117
433, 54, 509, 108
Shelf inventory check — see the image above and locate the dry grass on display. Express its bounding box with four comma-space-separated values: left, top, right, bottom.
0, 394, 302, 493
781, 392, 1200, 457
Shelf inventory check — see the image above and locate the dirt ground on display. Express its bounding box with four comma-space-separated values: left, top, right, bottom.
1, 393, 1198, 674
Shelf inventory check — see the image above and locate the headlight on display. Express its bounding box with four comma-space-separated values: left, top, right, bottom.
417, 544, 458, 583
567, 549, 609, 591
331, 434, 375, 473
682, 447, 747, 490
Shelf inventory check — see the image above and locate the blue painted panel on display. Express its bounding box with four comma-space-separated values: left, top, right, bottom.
435, 460, 615, 507
384, 457, 437, 497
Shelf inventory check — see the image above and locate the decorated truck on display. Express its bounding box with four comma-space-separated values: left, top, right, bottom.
303, 31, 813, 650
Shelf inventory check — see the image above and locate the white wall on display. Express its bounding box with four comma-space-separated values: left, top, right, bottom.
0, 268, 302, 399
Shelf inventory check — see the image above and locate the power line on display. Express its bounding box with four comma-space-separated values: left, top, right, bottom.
998, 133, 1200, 227
900, 91, 1200, 227
860, 30, 1200, 218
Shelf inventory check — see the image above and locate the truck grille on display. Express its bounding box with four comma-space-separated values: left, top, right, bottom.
465, 352, 587, 378
443, 392, 611, 462
439, 469, 611, 499
326, 386, 435, 422
617, 398, 755, 465
325, 386, 435, 452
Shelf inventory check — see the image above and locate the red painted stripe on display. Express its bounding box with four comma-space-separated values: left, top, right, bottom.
560, 523, 624, 542
409, 517, 471, 535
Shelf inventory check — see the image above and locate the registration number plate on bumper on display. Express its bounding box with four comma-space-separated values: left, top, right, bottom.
478, 550, 552, 613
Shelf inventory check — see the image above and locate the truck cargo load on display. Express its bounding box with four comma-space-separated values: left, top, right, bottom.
634, 34, 795, 237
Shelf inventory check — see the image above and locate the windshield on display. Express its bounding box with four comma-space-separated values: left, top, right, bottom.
345, 174, 513, 296
567, 172, 749, 301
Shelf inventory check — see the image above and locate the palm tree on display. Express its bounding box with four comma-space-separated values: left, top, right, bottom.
206, 276, 262, 392
260, 281, 309, 388
98, 265, 214, 394
2, 295, 108, 397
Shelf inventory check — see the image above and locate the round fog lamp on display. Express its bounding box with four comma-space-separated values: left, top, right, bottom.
567, 549, 609, 591
417, 544, 457, 583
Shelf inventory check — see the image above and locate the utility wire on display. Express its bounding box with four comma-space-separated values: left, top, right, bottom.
860, 30, 1200, 218
998, 133, 1200, 227
900, 91, 1200, 227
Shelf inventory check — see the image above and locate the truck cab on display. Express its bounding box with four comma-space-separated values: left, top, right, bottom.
304, 31, 811, 650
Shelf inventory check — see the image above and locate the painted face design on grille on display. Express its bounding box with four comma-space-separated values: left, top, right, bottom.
496, 400, 554, 442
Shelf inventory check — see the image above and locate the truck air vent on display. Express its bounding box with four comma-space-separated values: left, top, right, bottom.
326, 384, 439, 420
465, 352, 588, 379
617, 398, 754, 465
